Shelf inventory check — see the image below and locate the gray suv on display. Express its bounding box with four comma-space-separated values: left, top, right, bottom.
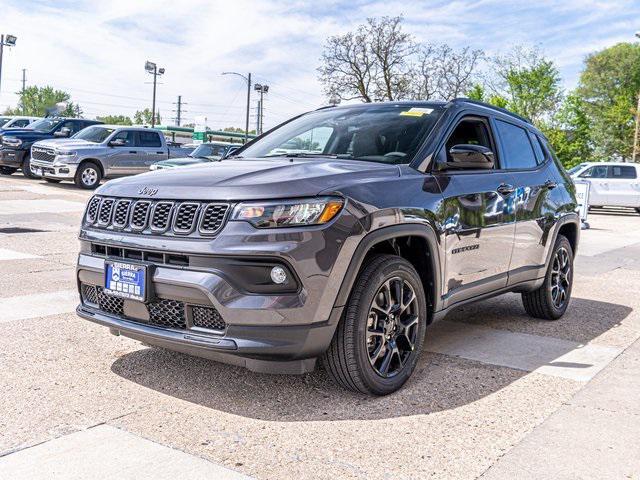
76, 99, 579, 395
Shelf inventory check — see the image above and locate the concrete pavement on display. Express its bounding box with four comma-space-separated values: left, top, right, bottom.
0, 174, 639, 479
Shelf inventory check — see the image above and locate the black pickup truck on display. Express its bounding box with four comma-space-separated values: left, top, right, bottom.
0, 117, 102, 177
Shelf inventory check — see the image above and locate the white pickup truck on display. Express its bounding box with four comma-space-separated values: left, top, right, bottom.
30, 125, 191, 189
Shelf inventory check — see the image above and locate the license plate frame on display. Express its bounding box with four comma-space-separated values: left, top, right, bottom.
104, 260, 152, 303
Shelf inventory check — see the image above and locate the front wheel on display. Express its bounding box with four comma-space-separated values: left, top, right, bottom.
322, 254, 427, 395
522, 234, 573, 320
74, 162, 102, 189
21, 155, 38, 179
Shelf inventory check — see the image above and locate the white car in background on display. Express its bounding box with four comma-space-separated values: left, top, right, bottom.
0, 116, 39, 130
569, 162, 640, 213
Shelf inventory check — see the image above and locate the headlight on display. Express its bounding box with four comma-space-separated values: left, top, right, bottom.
3, 137, 22, 147
56, 150, 76, 156
232, 197, 344, 228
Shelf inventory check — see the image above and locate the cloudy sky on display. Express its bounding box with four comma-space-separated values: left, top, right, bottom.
1, 0, 638, 130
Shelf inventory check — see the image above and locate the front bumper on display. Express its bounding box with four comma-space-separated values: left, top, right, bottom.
30, 159, 78, 179
76, 250, 340, 373
0, 148, 25, 167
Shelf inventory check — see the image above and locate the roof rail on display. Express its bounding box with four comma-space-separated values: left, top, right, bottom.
451, 98, 531, 124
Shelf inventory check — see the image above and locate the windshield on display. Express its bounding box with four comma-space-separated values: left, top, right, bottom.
567, 164, 588, 175
191, 143, 232, 158
236, 103, 444, 164
0, 117, 10, 127
72, 126, 115, 143
29, 118, 62, 132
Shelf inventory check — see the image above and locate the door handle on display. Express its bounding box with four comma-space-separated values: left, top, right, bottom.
497, 183, 515, 196
156, 151, 164, 154
544, 180, 557, 190
129, 151, 137, 154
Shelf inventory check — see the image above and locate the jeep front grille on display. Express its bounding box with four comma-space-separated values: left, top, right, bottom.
84, 196, 229, 238
31, 146, 56, 163
80, 284, 226, 332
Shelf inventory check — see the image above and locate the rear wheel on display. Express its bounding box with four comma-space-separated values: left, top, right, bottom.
21, 155, 37, 179
522, 235, 573, 320
322, 254, 427, 395
0, 166, 16, 175
74, 162, 102, 189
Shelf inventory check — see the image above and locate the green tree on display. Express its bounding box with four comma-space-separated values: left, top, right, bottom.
576, 42, 640, 161
491, 47, 563, 124
465, 83, 509, 109
4, 86, 82, 117
96, 114, 133, 125
541, 94, 593, 168
133, 108, 160, 125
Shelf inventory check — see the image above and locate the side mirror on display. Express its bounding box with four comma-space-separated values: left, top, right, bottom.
445, 144, 494, 170
109, 138, 127, 147
54, 127, 72, 137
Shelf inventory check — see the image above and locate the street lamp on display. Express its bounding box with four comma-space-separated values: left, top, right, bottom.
254, 83, 269, 135
145, 61, 165, 127
222, 72, 251, 143
0, 34, 17, 96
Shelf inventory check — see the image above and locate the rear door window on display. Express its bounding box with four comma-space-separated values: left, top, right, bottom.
138, 131, 162, 148
495, 119, 538, 169
609, 165, 637, 179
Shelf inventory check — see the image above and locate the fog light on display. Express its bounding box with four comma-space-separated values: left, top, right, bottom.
270, 266, 287, 284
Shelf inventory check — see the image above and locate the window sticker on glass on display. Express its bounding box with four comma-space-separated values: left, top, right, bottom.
399, 107, 433, 117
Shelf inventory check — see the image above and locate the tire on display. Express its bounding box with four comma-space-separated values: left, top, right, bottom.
635, 208, 640, 215
74, 162, 102, 189
522, 234, 573, 320
0, 166, 16, 175
322, 254, 427, 395
21, 155, 37, 179
44, 178, 62, 184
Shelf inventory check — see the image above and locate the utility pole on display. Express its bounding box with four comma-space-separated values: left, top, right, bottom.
0, 34, 18, 96
21, 68, 25, 114
634, 92, 640, 163
222, 72, 252, 143
145, 61, 165, 128
255, 99, 261, 133
172, 95, 186, 126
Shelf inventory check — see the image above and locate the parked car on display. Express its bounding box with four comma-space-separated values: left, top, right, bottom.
0, 117, 102, 177
30, 125, 193, 189
569, 162, 640, 213
149, 142, 241, 170
0, 116, 39, 130
76, 99, 579, 395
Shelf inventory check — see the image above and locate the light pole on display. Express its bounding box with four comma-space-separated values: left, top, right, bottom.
222, 72, 251, 143
0, 34, 17, 96
254, 83, 269, 135
145, 61, 165, 127
633, 32, 640, 162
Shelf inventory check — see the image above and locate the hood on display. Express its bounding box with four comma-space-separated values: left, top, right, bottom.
156, 157, 213, 167
97, 157, 401, 200
0, 129, 52, 140
33, 138, 100, 150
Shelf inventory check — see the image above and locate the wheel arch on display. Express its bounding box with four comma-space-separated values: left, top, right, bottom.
78, 158, 104, 176
333, 224, 443, 323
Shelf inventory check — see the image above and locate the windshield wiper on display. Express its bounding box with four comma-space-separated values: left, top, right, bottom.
264, 152, 352, 159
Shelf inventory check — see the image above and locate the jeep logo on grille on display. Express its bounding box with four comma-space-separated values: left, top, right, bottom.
138, 186, 159, 196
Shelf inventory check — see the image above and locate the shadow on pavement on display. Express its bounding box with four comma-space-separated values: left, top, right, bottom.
111, 296, 631, 422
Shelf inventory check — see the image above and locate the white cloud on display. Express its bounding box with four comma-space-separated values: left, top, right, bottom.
0, 0, 637, 128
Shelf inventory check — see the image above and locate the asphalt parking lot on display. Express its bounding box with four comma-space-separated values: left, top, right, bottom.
0, 175, 639, 479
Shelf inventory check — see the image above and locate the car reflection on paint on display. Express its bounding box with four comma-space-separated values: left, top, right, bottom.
149, 142, 241, 171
